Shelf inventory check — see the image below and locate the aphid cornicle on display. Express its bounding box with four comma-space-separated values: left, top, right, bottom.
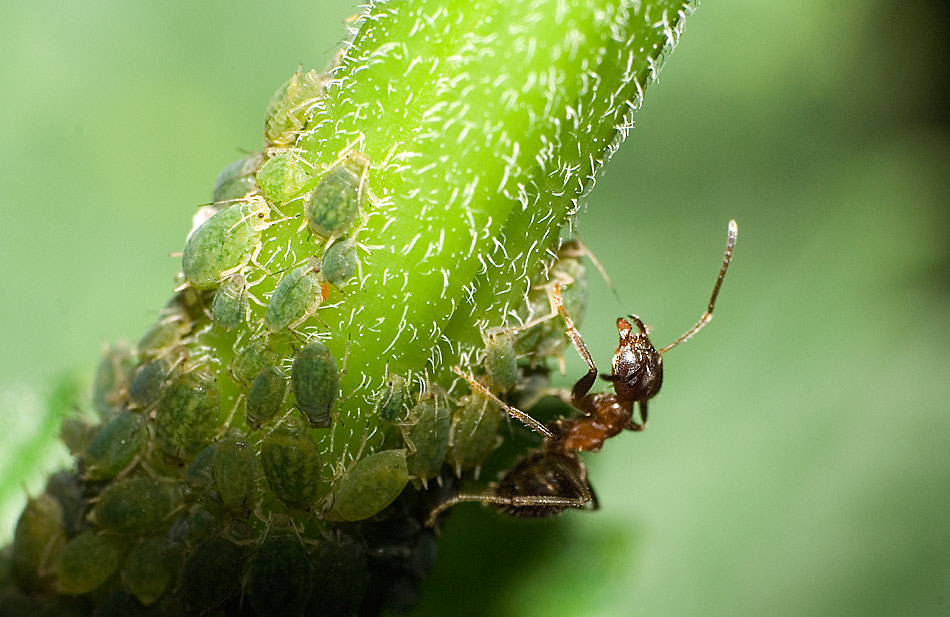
304, 150, 371, 242
152, 369, 221, 460
264, 256, 324, 333
246, 533, 314, 617
182, 195, 271, 290
55, 531, 122, 595
322, 237, 358, 288
260, 415, 323, 510
245, 365, 289, 430
329, 449, 409, 521
210, 271, 249, 329
291, 340, 339, 428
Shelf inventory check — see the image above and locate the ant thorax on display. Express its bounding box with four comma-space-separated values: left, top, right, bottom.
610, 316, 663, 404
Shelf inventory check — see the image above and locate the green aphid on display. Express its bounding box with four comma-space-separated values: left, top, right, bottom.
304, 151, 370, 242
291, 340, 339, 428
121, 536, 182, 607
54, 531, 122, 595
182, 195, 271, 290
185, 507, 219, 545
446, 394, 502, 475
404, 386, 451, 485
185, 443, 217, 495
92, 342, 135, 417
12, 494, 65, 593
82, 412, 146, 482
260, 416, 322, 510
212, 432, 258, 515
211, 272, 249, 330
93, 476, 181, 535
212, 152, 264, 203
231, 336, 280, 385
246, 366, 288, 430
153, 369, 221, 460
482, 327, 518, 390
257, 150, 312, 205
329, 449, 409, 522
44, 471, 86, 539
375, 373, 408, 422
264, 68, 328, 146
128, 356, 174, 410
246, 533, 314, 617
307, 530, 369, 617
264, 256, 324, 332
137, 314, 188, 358
181, 537, 244, 613
322, 237, 358, 288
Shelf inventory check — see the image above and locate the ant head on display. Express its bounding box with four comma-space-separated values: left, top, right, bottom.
610, 314, 663, 403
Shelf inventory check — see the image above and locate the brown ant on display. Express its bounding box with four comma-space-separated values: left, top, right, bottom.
427, 220, 738, 524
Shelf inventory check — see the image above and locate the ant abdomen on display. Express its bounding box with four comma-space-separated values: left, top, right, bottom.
493, 451, 593, 518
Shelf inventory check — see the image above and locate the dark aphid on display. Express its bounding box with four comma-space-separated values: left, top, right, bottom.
403, 386, 450, 486
185, 443, 218, 496
54, 531, 122, 595
482, 327, 518, 390
181, 537, 244, 613
246, 533, 314, 617
260, 416, 322, 510
264, 68, 328, 147
304, 151, 370, 242
308, 529, 369, 617
211, 271, 249, 330
375, 373, 408, 422
257, 150, 313, 205
152, 369, 221, 460
44, 471, 87, 538
136, 314, 187, 359
82, 412, 146, 482
246, 366, 289, 430
212, 432, 258, 515
329, 449, 409, 522
264, 256, 324, 333
290, 340, 339, 429
11, 494, 65, 592
182, 196, 271, 290
445, 393, 502, 475
59, 415, 97, 457
92, 476, 181, 535
322, 237, 358, 288
231, 336, 280, 385
121, 536, 182, 607
185, 507, 220, 545
212, 151, 264, 203
128, 355, 176, 410
91, 342, 135, 418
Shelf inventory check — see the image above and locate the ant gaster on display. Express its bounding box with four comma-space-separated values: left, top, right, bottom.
427, 221, 738, 524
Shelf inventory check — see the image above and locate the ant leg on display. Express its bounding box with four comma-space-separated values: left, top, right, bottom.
451, 367, 554, 440
425, 492, 593, 527
551, 284, 598, 405
660, 220, 738, 354
625, 400, 647, 432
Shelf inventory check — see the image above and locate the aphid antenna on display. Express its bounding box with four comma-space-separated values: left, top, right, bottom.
659, 219, 738, 354
451, 366, 554, 440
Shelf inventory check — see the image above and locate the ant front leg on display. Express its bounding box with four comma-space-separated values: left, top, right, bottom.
551, 284, 598, 413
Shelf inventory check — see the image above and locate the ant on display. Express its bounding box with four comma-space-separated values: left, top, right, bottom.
427, 220, 738, 524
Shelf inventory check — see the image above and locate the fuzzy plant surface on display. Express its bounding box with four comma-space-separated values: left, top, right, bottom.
0, 0, 696, 615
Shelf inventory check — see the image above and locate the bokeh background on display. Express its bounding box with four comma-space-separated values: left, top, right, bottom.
1, 1, 947, 616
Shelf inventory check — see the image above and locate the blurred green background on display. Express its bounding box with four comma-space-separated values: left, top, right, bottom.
1, 1, 947, 616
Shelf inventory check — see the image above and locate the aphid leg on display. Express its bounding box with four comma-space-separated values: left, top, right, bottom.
214, 393, 244, 439
551, 284, 598, 404
450, 366, 553, 440
659, 220, 738, 354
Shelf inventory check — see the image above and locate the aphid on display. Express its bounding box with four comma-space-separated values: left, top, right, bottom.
445, 393, 502, 476
264, 68, 328, 147
59, 415, 96, 457
303, 151, 371, 242
121, 536, 182, 607
307, 529, 369, 617
92, 475, 182, 535
55, 531, 122, 595
185, 443, 218, 495
11, 494, 65, 592
231, 335, 280, 385
264, 256, 324, 332
137, 304, 190, 358
43, 471, 86, 539
428, 221, 738, 522
185, 507, 220, 545
211, 271, 249, 329
328, 449, 409, 521
322, 236, 358, 288
212, 431, 258, 515
256, 150, 313, 205
212, 151, 264, 203
152, 369, 221, 460
128, 355, 176, 410
374, 373, 408, 422
403, 386, 451, 486
260, 415, 323, 509
82, 412, 146, 481
245, 365, 289, 430
246, 532, 314, 617
181, 537, 245, 612
482, 327, 518, 390
91, 342, 135, 417
290, 340, 339, 428
181, 195, 271, 290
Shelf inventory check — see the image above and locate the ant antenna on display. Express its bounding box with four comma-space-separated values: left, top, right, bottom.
450, 366, 554, 440
660, 220, 738, 354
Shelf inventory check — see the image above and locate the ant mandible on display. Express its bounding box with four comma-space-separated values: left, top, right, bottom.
427, 220, 738, 524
